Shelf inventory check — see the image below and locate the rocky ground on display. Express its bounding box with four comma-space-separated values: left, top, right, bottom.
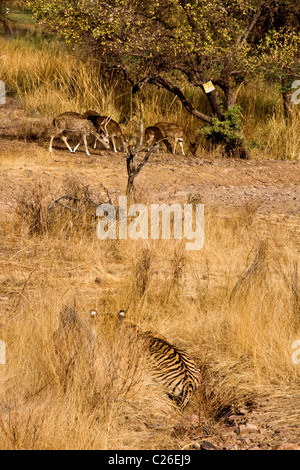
176, 391, 300, 450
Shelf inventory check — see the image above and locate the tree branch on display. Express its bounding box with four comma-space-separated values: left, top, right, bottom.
149, 76, 213, 124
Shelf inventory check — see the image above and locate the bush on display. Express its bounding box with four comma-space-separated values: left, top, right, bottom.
200, 105, 249, 158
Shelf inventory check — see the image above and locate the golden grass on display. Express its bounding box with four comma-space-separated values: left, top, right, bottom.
0, 173, 299, 448
0, 37, 128, 122
237, 78, 300, 160
1, 35, 299, 159
0, 30, 299, 449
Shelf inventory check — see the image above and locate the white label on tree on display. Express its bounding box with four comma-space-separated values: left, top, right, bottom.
203, 81, 215, 93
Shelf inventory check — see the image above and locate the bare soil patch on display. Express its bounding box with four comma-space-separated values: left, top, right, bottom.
0, 137, 299, 222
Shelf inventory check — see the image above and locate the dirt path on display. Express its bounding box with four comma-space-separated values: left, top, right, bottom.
0, 138, 299, 224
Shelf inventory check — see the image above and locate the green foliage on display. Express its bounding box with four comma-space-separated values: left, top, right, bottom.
257, 27, 300, 87
28, 0, 300, 101
200, 105, 246, 155
27, 0, 263, 82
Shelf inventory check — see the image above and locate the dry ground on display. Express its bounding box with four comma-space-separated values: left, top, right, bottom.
0, 138, 299, 220
0, 107, 299, 449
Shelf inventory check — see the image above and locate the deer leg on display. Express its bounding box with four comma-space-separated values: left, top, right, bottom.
173, 138, 177, 154
93, 136, 97, 149
164, 139, 172, 153
179, 139, 185, 155
95, 133, 107, 149
49, 135, 55, 152
49, 129, 62, 152
111, 135, 117, 153
61, 135, 74, 153
82, 134, 90, 156
73, 142, 81, 153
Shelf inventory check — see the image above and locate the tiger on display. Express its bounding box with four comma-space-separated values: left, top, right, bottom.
117, 310, 201, 408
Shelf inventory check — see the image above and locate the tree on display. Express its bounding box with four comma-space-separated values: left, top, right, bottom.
29, 0, 300, 156
256, 23, 300, 122
0, 0, 9, 34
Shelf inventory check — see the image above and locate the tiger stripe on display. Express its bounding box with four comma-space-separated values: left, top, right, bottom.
117, 310, 201, 408
141, 332, 201, 409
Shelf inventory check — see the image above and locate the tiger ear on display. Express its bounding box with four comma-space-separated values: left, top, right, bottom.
118, 310, 126, 319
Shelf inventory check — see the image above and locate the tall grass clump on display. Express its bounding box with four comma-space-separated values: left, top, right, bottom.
237, 77, 300, 160
0, 36, 130, 120
0, 184, 299, 447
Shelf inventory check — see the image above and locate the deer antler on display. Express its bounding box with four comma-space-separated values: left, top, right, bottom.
100, 117, 112, 135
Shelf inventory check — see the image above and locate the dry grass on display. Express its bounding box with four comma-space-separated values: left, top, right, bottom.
237, 78, 300, 160
0, 37, 128, 122
0, 29, 299, 449
0, 175, 299, 449
1, 36, 299, 159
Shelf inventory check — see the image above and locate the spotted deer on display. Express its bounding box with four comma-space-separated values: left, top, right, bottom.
146, 122, 197, 155
49, 112, 110, 156
83, 110, 127, 153
144, 125, 167, 152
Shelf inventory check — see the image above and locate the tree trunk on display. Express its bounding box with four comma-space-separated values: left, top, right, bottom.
223, 85, 236, 110
204, 88, 224, 120
0, 0, 10, 35
149, 76, 213, 124
282, 90, 294, 123
150, 75, 251, 159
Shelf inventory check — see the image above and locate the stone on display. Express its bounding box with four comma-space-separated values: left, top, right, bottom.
273, 443, 300, 451
200, 440, 219, 450
238, 423, 258, 435
227, 414, 240, 423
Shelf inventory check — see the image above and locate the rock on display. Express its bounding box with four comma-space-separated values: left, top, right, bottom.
95, 277, 102, 284
192, 442, 201, 450
238, 423, 258, 435
227, 414, 241, 424
273, 443, 300, 451
222, 436, 238, 450
200, 440, 219, 450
